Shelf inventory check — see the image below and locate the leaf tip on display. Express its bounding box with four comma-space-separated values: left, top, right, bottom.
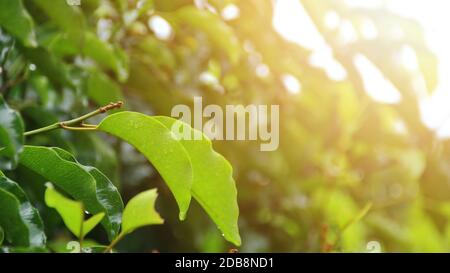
227, 234, 242, 247
179, 211, 187, 221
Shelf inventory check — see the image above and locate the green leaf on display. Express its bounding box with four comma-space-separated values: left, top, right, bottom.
70, 133, 120, 186
137, 37, 176, 69
83, 213, 106, 237
18, 146, 123, 240
0, 176, 46, 247
171, 6, 240, 64
33, 0, 85, 44
20, 46, 73, 88
0, 226, 3, 246
84, 33, 129, 82
0, 186, 46, 247
39, 32, 129, 82
50, 147, 123, 235
43, 32, 79, 57
0, 0, 37, 47
0, 246, 49, 253
121, 189, 164, 235
0, 188, 26, 246
98, 112, 193, 220
45, 184, 105, 238
87, 70, 124, 107
0, 96, 25, 170
155, 117, 241, 246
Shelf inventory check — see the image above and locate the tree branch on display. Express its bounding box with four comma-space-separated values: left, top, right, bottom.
24, 101, 123, 136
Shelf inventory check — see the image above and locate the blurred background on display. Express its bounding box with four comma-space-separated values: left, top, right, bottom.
2, 0, 450, 252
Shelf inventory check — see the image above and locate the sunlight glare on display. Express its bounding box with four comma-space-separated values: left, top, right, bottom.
360, 19, 378, 40
353, 53, 402, 104
387, 0, 450, 137
281, 74, 302, 95
273, 0, 450, 138
148, 15, 172, 40
273, 0, 347, 82
324, 11, 340, 30
221, 4, 240, 21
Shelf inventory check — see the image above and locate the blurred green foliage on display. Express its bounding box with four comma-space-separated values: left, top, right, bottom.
0, 0, 449, 253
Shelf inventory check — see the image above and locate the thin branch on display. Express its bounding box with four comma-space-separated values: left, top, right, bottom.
103, 232, 126, 253
24, 101, 123, 136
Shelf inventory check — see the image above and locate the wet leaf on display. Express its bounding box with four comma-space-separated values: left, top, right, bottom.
155, 117, 241, 246
19, 146, 123, 240
0, 96, 25, 170
98, 112, 193, 220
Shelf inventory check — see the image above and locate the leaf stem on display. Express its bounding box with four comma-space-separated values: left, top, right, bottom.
103, 232, 126, 253
24, 101, 123, 136
79, 204, 85, 252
